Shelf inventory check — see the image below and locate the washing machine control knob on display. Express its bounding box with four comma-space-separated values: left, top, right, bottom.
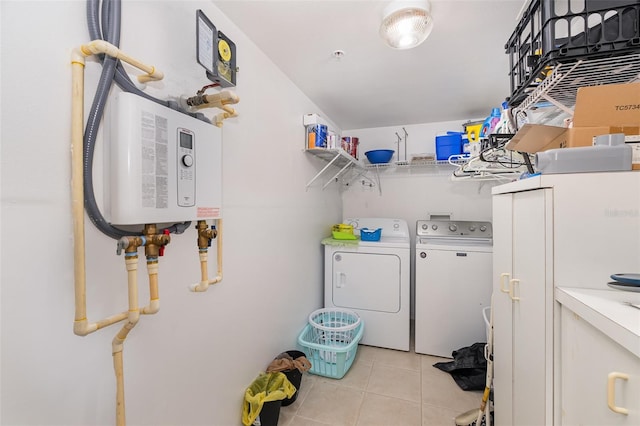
448, 224, 458, 232
469, 225, 476, 232
480, 225, 487, 232
431, 224, 438, 231
422, 224, 428, 230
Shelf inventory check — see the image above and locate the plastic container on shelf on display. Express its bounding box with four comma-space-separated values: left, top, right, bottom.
480, 108, 501, 138
435, 132, 463, 160
341, 137, 360, 159
306, 124, 327, 149
464, 121, 484, 144
534, 141, 632, 174
506, 0, 640, 107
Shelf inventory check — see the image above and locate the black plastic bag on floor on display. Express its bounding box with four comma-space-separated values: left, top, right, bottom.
432, 342, 487, 391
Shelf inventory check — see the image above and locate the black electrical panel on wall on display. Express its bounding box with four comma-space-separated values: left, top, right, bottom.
196, 9, 237, 87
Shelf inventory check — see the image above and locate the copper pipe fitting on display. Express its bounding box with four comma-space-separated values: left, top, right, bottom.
196, 220, 217, 250
143, 224, 171, 259
117, 236, 144, 256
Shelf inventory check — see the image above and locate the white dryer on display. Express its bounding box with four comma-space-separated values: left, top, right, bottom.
414, 219, 493, 358
324, 218, 410, 351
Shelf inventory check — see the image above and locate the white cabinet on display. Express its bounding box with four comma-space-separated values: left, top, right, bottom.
491, 172, 640, 425
492, 188, 554, 425
558, 288, 640, 425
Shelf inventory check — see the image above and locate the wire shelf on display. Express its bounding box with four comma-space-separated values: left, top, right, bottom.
305, 148, 361, 190
514, 53, 640, 125
363, 159, 468, 169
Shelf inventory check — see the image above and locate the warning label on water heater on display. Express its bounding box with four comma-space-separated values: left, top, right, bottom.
197, 207, 220, 218
140, 111, 168, 209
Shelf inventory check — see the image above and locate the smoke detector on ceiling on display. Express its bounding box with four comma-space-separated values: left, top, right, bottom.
379, 0, 434, 50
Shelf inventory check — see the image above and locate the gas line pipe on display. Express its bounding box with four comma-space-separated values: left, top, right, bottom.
184, 90, 239, 127
190, 219, 223, 292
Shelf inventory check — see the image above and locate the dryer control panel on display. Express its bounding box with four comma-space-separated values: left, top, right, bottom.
416, 220, 492, 239
344, 218, 409, 239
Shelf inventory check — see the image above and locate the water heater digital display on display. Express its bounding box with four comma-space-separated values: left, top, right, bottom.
105, 92, 222, 225
177, 128, 195, 207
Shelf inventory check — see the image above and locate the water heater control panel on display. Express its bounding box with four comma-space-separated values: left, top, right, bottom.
105, 92, 222, 225
177, 128, 196, 207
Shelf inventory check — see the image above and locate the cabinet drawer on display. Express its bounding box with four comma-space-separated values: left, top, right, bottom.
560, 307, 640, 425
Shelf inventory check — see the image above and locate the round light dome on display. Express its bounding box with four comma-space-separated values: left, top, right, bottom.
380, 1, 433, 49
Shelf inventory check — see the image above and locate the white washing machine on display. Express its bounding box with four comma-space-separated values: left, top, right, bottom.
324, 218, 410, 351
414, 219, 493, 357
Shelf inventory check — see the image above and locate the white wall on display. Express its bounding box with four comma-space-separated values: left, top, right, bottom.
1, 1, 342, 425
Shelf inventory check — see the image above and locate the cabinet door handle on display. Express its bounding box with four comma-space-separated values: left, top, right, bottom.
607, 372, 629, 415
509, 278, 520, 301
500, 272, 510, 294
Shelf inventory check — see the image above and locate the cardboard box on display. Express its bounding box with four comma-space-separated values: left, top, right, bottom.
571, 83, 640, 128
507, 82, 640, 154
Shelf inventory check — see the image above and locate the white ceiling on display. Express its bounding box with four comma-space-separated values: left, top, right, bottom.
214, 0, 526, 130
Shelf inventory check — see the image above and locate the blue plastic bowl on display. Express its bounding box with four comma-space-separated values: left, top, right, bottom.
364, 149, 394, 164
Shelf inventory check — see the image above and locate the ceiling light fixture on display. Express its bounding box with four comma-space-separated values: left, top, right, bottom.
379, 0, 434, 50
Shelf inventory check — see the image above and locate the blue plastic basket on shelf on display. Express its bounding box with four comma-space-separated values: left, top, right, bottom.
297, 308, 364, 379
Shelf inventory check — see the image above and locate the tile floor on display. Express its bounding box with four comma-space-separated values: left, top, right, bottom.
278, 344, 483, 426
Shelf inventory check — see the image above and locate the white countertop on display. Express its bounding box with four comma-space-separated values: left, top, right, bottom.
491, 174, 545, 194
491, 171, 640, 195
556, 287, 640, 358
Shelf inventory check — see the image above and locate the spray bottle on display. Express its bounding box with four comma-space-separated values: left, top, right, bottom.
493, 101, 513, 134
480, 107, 501, 138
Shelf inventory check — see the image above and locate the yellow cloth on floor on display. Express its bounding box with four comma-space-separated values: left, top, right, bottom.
242, 372, 296, 426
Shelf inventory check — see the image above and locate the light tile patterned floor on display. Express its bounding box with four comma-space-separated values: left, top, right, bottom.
278, 344, 483, 426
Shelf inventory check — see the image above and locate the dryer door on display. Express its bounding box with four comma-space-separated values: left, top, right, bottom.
331, 251, 400, 313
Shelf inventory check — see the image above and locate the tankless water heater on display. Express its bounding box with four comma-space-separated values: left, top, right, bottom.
105, 92, 222, 225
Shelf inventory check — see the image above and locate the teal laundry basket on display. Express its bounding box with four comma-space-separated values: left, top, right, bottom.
297, 308, 364, 379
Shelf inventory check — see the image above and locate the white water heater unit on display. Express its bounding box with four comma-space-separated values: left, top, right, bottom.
106, 92, 222, 225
